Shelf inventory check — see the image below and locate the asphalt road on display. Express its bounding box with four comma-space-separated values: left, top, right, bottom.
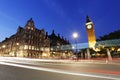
0, 57, 120, 80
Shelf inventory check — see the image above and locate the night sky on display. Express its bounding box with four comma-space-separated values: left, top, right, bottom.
0, 0, 120, 43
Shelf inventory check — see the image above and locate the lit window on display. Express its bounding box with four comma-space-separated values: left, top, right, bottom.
20, 46, 24, 49
24, 45, 28, 50
32, 46, 34, 50
31, 28, 33, 30
37, 48, 39, 51
2, 45, 6, 48
41, 47, 43, 51
45, 48, 49, 51
29, 45, 31, 50
28, 27, 30, 29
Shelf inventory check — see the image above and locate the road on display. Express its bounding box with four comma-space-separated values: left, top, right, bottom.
0, 57, 120, 80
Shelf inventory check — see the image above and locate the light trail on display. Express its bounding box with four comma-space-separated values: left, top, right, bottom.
0, 61, 120, 80
0, 57, 71, 62
1, 57, 120, 66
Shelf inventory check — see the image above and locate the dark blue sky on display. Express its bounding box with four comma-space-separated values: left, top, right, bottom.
0, 0, 120, 43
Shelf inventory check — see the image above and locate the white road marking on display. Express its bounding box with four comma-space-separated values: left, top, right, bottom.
0, 62, 120, 80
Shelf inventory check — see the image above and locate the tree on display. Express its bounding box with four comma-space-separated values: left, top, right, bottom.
98, 30, 120, 41
97, 29, 120, 57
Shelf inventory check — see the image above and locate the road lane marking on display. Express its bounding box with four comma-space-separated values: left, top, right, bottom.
0, 62, 120, 80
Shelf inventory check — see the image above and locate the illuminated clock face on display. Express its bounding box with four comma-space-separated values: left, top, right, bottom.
87, 25, 92, 29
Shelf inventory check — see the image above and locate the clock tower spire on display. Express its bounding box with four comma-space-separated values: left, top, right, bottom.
86, 15, 91, 23
85, 16, 96, 48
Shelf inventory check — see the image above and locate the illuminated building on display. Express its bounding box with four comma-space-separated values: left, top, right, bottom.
0, 18, 50, 58
85, 16, 96, 48
48, 30, 72, 59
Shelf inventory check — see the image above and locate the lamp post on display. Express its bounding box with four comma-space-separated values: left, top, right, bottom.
72, 32, 78, 58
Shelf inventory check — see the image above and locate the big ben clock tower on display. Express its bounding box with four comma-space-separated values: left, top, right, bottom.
85, 16, 96, 48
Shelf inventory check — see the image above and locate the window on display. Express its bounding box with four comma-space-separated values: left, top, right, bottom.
24, 45, 28, 50
32, 46, 34, 50
31, 28, 33, 30
29, 45, 31, 50
28, 27, 30, 29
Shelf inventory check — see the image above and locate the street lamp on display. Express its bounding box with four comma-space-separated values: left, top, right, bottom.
72, 32, 78, 39
72, 32, 78, 58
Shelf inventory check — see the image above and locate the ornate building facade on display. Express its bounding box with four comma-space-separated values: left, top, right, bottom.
48, 30, 72, 59
0, 18, 50, 58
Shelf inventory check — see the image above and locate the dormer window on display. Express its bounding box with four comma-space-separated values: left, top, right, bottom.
31, 28, 33, 30
28, 27, 30, 29
24, 18, 35, 30
28, 22, 31, 26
